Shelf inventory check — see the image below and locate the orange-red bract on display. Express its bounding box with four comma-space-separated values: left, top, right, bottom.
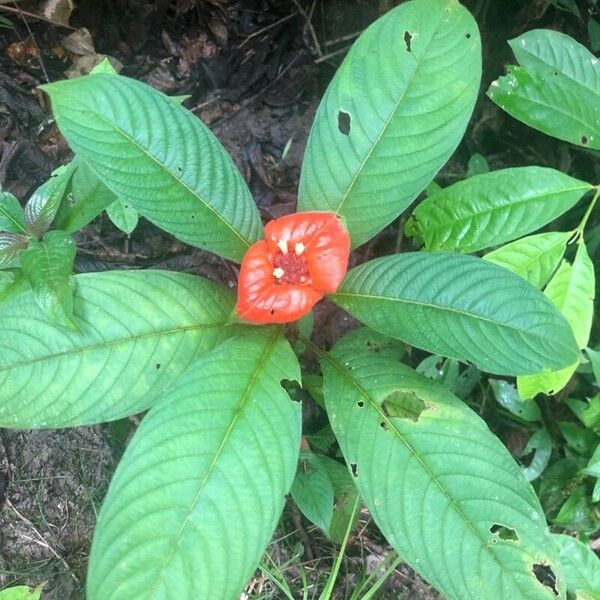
236, 211, 350, 324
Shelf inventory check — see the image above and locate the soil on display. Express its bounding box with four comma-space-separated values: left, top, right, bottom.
0, 0, 598, 598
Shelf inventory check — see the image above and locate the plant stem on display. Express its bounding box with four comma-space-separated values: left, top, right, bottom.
576, 186, 600, 237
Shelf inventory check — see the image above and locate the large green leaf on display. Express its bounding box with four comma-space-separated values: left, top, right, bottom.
298, 0, 481, 248
488, 30, 600, 149
41, 73, 262, 262
54, 159, 118, 233
322, 328, 565, 600
485, 231, 572, 288
332, 253, 579, 376
0, 270, 240, 428
20, 230, 77, 327
554, 534, 600, 598
406, 168, 590, 253
87, 330, 301, 600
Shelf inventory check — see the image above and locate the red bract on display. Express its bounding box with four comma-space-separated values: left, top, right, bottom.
236, 211, 350, 324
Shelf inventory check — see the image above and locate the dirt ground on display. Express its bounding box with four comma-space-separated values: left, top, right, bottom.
0, 0, 598, 598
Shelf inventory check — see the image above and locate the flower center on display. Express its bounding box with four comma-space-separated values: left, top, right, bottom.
272, 240, 311, 285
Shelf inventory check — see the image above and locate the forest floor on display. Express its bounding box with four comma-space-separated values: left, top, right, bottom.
0, 0, 598, 598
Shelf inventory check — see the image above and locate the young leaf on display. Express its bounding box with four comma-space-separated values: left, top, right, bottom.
406, 168, 591, 253
290, 450, 335, 533
485, 231, 572, 289
332, 253, 579, 376
0, 585, 43, 600
467, 152, 490, 176
587, 348, 600, 386
488, 30, 600, 149
41, 73, 262, 262
322, 327, 565, 600
87, 330, 302, 600
517, 242, 595, 398
0, 271, 241, 427
24, 163, 74, 238
298, 0, 481, 248
20, 230, 77, 327
106, 198, 138, 234
554, 534, 600, 599
0, 190, 26, 233
54, 159, 118, 232
0, 232, 28, 268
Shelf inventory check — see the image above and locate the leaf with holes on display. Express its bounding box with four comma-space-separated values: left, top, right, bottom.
0, 270, 241, 428
487, 30, 600, 149
54, 159, 118, 233
406, 168, 590, 253
41, 73, 262, 262
298, 0, 481, 248
322, 328, 565, 600
332, 252, 579, 376
20, 230, 76, 327
290, 450, 335, 533
554, 534, 600, 598
485, 231, 572, 289
24, 163, 74, 238
87, 330, 301, 600
0, 190, 26, 234
107, 199, 138, 234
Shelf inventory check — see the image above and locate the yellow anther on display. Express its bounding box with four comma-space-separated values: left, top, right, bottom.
273, 267, 285, 279
277, 239, 288, 254
295, 242, 305, 255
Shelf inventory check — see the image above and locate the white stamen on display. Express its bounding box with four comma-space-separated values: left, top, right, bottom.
295, 242, 305, 255
273, 267, 285, 279
277, 239, 288, 254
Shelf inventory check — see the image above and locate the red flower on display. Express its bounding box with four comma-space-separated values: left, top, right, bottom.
236, 211, 350, 324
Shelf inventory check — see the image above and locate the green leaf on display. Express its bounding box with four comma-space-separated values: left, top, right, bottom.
291, 450, 335, 533
0, 270, 241, 427
587, 348, 600, 386
298, 0, 481, 248
489, 379, 541, 422
517, 241, 594, 398
589, 18, 600, 53
0, 232, 28, 269
517, 362, 578, 400
406, 168, 591, 253
87, 330, 301, 600
322, 327, 565, 600
20, 230, 77, 327
521, 428, 552, 482
0, 190, 26, 233
319, 455, 360, 543
567, 395, 600, 431
54, 159, 118, 233
548, 242, 595, 349
554, 534, 600, 599
41, 73, 262, 262
332, 252, 579, 376
585, 443, 600, 478
485, 231, 572, 289
0, 269, 28, 304
90, 57, 118, 75
0, 585, 43, 600
303, 373, 325, 408
553, 486, 595, 530
559, 421, 599, 456
24, 163, 74, 238
467, 152, 490, 176
106, 198, 138, 234
488, 30, 600, 149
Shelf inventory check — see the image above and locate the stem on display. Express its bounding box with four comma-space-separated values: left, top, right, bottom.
576, 186, 600, 237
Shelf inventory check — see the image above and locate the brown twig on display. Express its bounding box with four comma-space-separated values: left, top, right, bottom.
10, 2, 49, 82
0, 4, 75, 30
237, 12, 298, 49
314, 44, 351, 64
324, 29, 363, 47
291, 0, 322, 57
